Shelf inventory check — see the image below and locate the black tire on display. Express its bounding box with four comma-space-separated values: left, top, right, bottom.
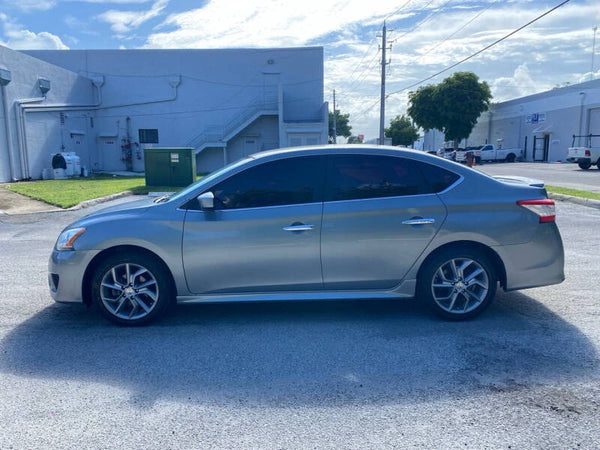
91, 251, 174, 326
578, 161, 591, 170
417, 248, 497, 320
505, 153, 516, 163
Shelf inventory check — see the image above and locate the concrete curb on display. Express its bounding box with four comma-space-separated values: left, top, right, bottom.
0, 190, 136, 216
69, 190, 134, 210
548, 192, 600, 210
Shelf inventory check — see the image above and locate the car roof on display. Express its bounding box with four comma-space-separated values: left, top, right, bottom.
250, 144, 497, 185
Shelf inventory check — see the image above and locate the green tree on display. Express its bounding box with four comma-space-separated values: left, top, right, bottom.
407, 72, 492, 150
328, 110, 352, 143
385, 115, 419, 147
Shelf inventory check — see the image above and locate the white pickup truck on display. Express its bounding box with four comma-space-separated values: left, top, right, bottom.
476, 144, 523, 163
566, 134, 600, 170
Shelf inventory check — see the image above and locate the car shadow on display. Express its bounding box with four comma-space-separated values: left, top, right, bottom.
0, 290, 597, 409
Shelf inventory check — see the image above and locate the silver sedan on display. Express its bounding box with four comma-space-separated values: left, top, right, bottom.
48, 146, 564, 325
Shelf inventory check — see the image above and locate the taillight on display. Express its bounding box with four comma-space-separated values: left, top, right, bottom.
517, 199, 556, 223
585, 150, 591, 157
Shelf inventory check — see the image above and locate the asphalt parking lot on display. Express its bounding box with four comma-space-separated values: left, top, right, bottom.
0, 197, 599, 449
476, 161, 600, 193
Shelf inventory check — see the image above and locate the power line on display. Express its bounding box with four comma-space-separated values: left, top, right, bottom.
387, 0, 572, 97
418, 0, 499, 59
392, 0, 452, 42
383, 0, 413, 22
339, 0, 431, 96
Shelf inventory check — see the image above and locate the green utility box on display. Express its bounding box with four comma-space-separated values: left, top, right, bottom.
144, 147, 196, 187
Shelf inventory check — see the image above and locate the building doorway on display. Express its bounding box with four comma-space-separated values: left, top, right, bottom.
533, 135, 549, 162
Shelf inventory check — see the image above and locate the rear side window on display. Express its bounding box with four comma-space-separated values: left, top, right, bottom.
212, 156, 324, 209
326, 155, 431, 201
416, 161, 460, 193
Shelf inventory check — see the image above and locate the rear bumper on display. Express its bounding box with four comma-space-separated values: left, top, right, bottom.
493, 222, 565, 291
566, 157, 590, 164
48, 249, 100, 303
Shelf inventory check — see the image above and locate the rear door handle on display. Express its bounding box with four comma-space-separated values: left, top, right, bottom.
402, 218, 435, 225
283, 224, 314, 232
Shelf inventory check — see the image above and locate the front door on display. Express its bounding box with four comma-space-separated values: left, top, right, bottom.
321, 154, 447, 290
182, 155, 325, 294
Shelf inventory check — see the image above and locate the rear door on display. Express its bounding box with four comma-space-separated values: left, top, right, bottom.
321, 154, 448, 290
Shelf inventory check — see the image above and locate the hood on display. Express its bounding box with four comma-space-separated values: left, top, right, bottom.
72, 197, 156, 227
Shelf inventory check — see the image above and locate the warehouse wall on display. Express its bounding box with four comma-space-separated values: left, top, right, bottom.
0, 45, 94, 181
467, 79, 600, 162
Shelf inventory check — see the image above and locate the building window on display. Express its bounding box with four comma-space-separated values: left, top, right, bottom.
139, 129, 159, 144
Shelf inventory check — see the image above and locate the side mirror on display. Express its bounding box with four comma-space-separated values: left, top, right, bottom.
197, 191, 214, 210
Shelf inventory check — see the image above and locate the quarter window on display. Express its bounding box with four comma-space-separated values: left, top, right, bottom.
212, 156, 324, 209
416, 161, 460, 193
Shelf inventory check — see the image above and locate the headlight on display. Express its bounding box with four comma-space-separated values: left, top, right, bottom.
55, 227, 86, 251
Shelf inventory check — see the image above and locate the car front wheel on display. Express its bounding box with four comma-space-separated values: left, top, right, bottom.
418, 249, 497, 320
91, 252, 174, 325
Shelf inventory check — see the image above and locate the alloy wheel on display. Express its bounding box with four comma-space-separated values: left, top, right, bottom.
100, 263, 159, 321
431, 258, 489, 314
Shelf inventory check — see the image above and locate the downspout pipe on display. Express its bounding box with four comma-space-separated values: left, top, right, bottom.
1, 84, 15, 181
578, 92, 586, 146
15, 97, 45, 180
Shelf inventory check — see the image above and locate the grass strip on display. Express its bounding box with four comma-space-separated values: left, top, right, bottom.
3, 175, 183, 208
546, 185, 600, 201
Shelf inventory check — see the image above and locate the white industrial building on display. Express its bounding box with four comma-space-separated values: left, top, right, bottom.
0, 46, 328, 182
422, 78, 600, 161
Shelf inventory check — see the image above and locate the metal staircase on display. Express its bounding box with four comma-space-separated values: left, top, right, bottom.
187, 96, 278, 152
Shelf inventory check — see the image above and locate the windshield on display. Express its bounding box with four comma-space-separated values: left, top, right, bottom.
167, 157, 253, 204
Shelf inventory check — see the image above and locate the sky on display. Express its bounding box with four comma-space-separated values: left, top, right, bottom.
0, 0, 599, 140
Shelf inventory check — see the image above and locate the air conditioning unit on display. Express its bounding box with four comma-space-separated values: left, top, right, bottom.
51, 152, 81, 178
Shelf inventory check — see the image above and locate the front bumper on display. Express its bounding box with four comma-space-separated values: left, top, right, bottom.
493, 222, 565, 291
48, 248, 100, 303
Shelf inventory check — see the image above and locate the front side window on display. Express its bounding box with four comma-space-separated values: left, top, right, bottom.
212, 156, 324, 210
326, 155, 431, 201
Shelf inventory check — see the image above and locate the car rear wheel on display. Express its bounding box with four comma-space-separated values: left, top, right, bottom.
91, 252, 174, 326
418, 249, 497, 320
505, 153, 516, 163
578, 161, 591, 170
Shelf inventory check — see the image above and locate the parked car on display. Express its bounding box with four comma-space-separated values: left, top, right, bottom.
455, 147, 482, 165
477, 144, 522, 162
437, 147, 456, 161
566, 134, 600, 170
49, 145, 565, 325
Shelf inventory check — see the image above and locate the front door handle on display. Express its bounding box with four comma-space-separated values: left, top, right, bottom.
283, 224, 314, 232
402, 218, 435, 225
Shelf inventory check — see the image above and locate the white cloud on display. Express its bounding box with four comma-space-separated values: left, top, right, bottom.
3, 0, 153, 12
139, 0, 600, 138
145, 0, 425, 49
98, 0, 168, 34
0, 14, 68, 49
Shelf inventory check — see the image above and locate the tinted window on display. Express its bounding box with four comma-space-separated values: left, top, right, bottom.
416, 161, 460, 193
326, 155, 430, 201
212, 156, 323, 209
